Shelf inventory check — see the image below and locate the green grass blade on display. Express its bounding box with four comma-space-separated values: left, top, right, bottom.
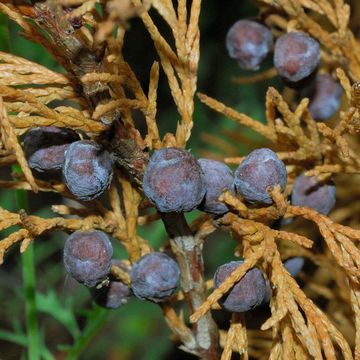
21, 241, 41, 360
0, 330, 28, 346
65, 306, 108, 360
13, 165, 41, 360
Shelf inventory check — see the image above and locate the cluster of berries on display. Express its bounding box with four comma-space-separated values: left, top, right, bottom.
143, 146, 335, 215
226, 20, 343, 121
61, 144, 335, 309
21, 19, 339, 312
63, 228, 304, 313
140, 146, 334, 312
23, 126, 113, 201
24, 130, 335, 311
143, 147, 286, 214
64, 230, 180, 308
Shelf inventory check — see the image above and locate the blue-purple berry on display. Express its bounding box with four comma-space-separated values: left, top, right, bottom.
234, 148, 287, 205
214, 260, 267, 313
309, 74, 343, 120
274, 32, 320, 83
143, 148, 206, 213
291, 173, 336, 215
63, 230, 113, 288
23, 126, 79, 176
226, 20, 273, 71
63, 140, 113, 201
197, 159, 235, 215
130, 252, 180, 303
91, 260, 131, 309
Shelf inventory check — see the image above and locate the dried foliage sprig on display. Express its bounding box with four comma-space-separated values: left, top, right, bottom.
0, 0, 360, 359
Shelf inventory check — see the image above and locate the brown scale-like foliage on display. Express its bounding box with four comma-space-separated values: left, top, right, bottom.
0, 0, 360, 359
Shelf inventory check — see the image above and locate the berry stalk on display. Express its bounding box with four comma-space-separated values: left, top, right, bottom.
161, 212, 220, 360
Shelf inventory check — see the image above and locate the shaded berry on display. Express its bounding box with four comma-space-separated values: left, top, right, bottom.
284, 257, 305, 277
234, 148, 287, 205
263, 280, 272, 304
214, 261, 266, 313
91, 260, 131, 309
63, 140, 113, 201
309, 74, 343, 120
274, 32, 320, 83
197, 159, 235, 215
63, 230, 113, 288
23, 126, 79, 177
130, 252, 180, 303
291, 173, 336, 215
143, 148, 205, 213
226, 20, 273, 70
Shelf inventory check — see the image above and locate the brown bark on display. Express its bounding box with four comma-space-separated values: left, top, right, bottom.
162, 212, 220, 360
33, 1, 148, 186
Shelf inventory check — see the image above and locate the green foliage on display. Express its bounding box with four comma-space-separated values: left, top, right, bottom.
36, 291, 80, 339
0, 13, 9, 52
59, 305, 108, 360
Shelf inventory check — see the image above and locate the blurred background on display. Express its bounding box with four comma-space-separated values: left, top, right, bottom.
0, 1, 292, 359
